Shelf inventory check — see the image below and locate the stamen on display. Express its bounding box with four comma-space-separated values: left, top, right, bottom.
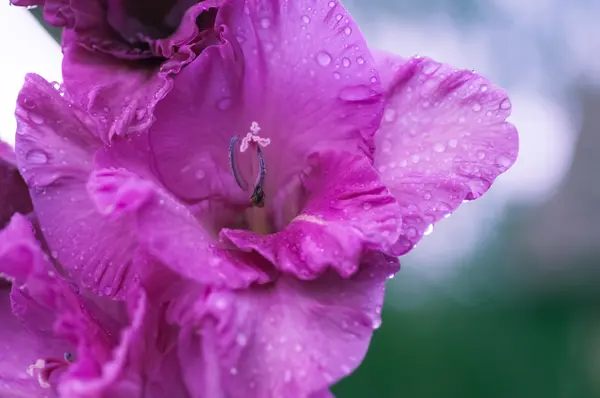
229, 122, 269, 208
27, 354, 73, 389
229, 136, 248, 191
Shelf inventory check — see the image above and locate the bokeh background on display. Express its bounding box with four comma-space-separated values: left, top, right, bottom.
2, 1, 599, 397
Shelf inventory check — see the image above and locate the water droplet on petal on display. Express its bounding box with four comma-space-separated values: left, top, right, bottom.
371, 318, 382, 329
363, 203, 372, 210
480, 84, 488, 92
477, 151, 486, 160
26, 149, 48, 164
448, 139, 458, 148
424, 224, 434, 236
344, 26, 352, 35
383, 109, 396, 123
411, 154, 420, 163
433, 142, 446, 153
335, 14, 343, 21
29, 113, 44, 125
301, 15, 310, 24
195, 170, 205, 180
328, 1, 335, 7
499, 98, 511, 110
316, 51, 332, 67
230, 367, 238, 375
333, 71, 341, 80
339, 85, 377, 102
236, 333, 248, 346
472, 102, 482, 112
260, 18, 271, 29
356, 56, 365, 65
496, 155, 512, 168
341, 57, 351, 67
217, 97, 232, 111
23, 98, 36, 109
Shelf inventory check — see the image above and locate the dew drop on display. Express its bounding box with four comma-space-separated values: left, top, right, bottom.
405, 227, 417, 238
338, 85, 376, 102
230, 367, 238, 375
433, 142, 446, 153
472, 102, 482, 112
383, 109, 396, 122
341, 57, 351, 67
480, 84, 488, 92
356, 56, 365, 65
195, 170, 206, 180
301, 15, 310, 24
332, 71, 341, 80
217, 97, 232, 111
328, 1, 335, 7
23, 98, 36, 109
260, 18, 271, 29
496, 155, 512, 168
448, 139, 458, 148
26, 149, 48, 164
424, 224, 434, 236
29, 113, 44, 125
371, 318, 382, 329
477, 151, 486, 160
295, 344, 303, 352
363, 203, 372, 210
499, 98, 511, 110
343, 26, 352, 35
316, 51, 332, 67
236, 333, 248, 347
335, 14, 343, 21
411, 154, 420, 163
381, 139, 392, 153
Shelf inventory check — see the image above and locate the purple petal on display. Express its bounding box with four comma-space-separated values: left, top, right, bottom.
0, 215, 171, 397
0, 141, 33, 229
87, 166, 269, 288
221, 151, 401, 279
36, 0, 221, 141
374, 55, 518, 252
150, 0, 384, 202
15, 74, 142, 298
0, 289, 59, 398
175, 251, 399, 398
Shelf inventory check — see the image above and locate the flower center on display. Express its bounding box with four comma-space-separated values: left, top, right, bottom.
27, 352, 73, 389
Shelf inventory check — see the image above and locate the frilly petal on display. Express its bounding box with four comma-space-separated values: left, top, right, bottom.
374, 55, 518, 252
87, 166, 269, 288
173, 251, 399, 398
221, 151, 402, 279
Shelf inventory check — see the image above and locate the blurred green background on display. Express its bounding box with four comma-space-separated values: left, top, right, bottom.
29, 1, 600, 396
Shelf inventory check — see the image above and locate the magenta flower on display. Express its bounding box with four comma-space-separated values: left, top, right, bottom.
11, 0, 222, 141
4, 0, 518, 396
0, 214, 181, 398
